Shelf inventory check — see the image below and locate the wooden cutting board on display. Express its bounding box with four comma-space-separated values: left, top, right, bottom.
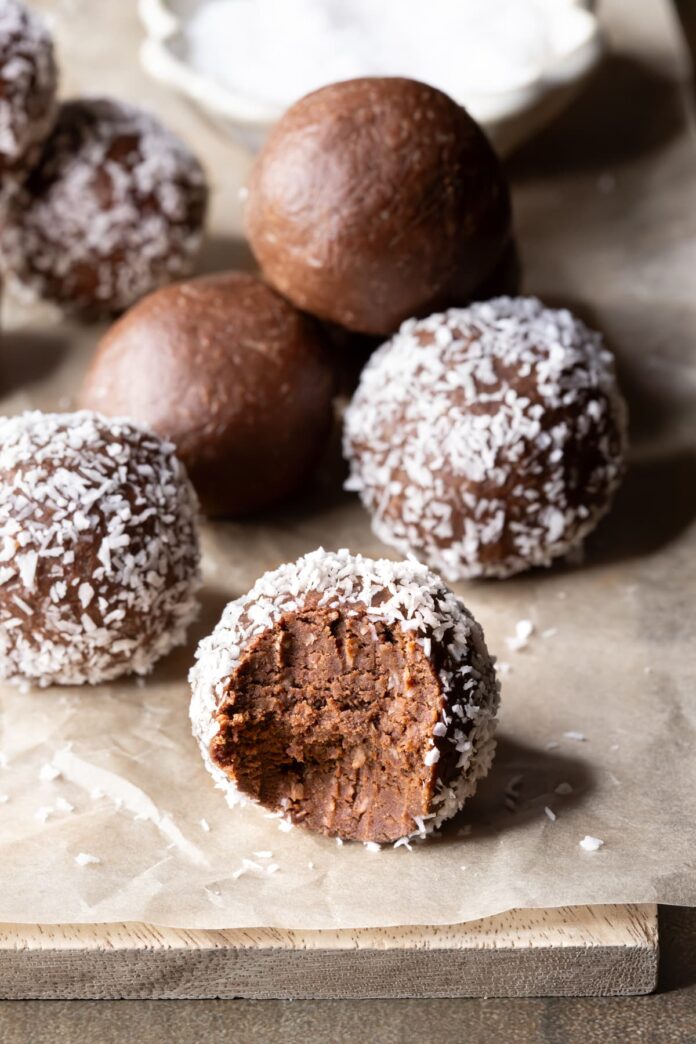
0, 905, 657, 999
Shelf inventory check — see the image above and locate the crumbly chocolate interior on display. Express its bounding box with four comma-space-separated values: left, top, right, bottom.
210, 603, 444, 843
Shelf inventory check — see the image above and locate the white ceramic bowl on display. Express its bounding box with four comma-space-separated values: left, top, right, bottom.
138, 0, 603, 155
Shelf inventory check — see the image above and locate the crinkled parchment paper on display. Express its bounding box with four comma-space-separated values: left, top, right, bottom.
0, 0, 693, 928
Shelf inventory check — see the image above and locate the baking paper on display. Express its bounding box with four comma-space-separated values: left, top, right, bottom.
0, 0, 693, 929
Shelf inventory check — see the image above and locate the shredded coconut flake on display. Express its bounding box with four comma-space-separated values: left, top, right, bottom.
424, 746, 440, 766
580, 835, 604, 852
506, 619, 535, 652
74, 852, 100, 866
38, 762, 61, 782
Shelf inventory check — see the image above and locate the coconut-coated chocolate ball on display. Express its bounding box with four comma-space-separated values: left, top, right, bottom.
0, 97, 208, 315
0, 411, 201, 687
0, 0, 57, 192
245, 77, 511, 336
344, 297, 628, 580
190, 548, 500, 843
80, 272, 336, 517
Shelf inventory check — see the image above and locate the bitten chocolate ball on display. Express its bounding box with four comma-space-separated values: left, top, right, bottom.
190, 548, 500, 844
0, 97, 208, 314
0, 0, 57, 191
245, 77, 511, 337
0, 411, 201, 687
344, 297, 628, 580
80, 272, 336, 517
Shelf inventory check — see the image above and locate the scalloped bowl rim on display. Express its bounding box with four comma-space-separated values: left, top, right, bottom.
138, 0, 603, 143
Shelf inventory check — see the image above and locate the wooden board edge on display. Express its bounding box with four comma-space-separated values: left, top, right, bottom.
0, 905, 658, 1000
0, 903, 658, 951
0, 939, 658, 1000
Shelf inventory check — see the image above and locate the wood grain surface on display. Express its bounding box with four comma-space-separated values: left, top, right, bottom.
0, 905, 657, 999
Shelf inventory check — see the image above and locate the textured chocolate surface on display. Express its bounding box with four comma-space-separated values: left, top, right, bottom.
245, 77, 511, 336
81, 271, 336, 517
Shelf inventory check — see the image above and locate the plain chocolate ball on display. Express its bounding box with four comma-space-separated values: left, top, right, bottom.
81, 272, 336, 517
245, 77, 511, 336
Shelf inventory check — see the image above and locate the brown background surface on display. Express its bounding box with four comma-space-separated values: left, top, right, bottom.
1, 0, 695, 1037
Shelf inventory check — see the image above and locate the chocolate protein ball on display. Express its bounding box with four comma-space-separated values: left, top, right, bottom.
0, 411, 201, 687
190, 548, 500, 844
0, 97, 208, 315
344, 297, 628, 580
81, 271, 335, 517
245, 77, 511, 337
0, 0, 57, 192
